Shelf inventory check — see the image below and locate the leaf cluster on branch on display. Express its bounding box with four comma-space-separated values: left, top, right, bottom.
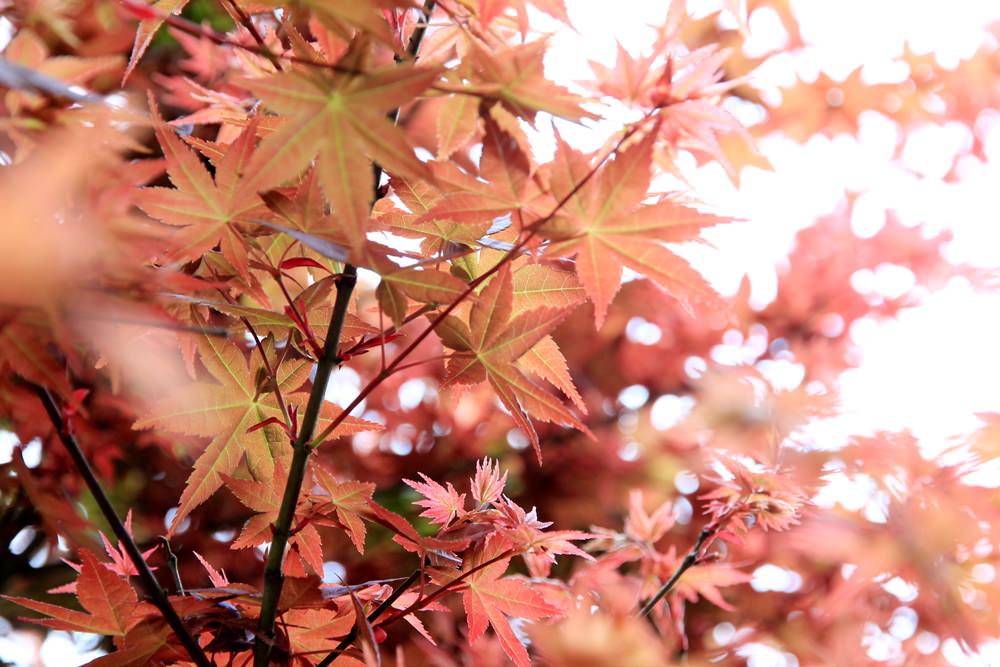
2, 0, 999, 666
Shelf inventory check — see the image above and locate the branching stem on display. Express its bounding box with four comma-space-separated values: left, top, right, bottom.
317, 549, 513, 666
252, 265, 357, 666
638, 524, 716, 618
30, 384, 211, 667
253, 5, 438, 662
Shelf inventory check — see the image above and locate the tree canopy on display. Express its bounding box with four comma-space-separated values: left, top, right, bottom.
1, 1, 999, 666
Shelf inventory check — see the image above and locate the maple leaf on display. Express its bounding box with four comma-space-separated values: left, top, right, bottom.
379, 176, 491, 257
657, 551, 751, 611
122, 0, 191, 83
701, 455, 809, 534
492, 497, 594, 577
258, 0, 409, 47
52, 511, 158, 595
6, 549, 139, 636
0, 312, 74, 399
367, 500, 473, 561
133, 334, 304, 530
238, 50, 441, 252
470, 458, 507, 508
134, 334, 377, 532
419, 119, 548, 228
136, 98, 265, 281
311, 464, 376, 554
404, 473, 467, 526
2, 29, 121, 114
478, 0, 573, 38
455, 537, 563, 667
225, 461, 325, 577
624, 490, 675, 545
193, 551, 230, 587
462, 40, 594, 122
440, 265, 587, 460
545, 128, 729, 327
510, 263, 587, 313
283, 607, 356, 662
435, 93, 479, 160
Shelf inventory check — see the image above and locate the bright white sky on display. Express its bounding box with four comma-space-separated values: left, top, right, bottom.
542, 0, 1000, 453
546, 2, 1000, 664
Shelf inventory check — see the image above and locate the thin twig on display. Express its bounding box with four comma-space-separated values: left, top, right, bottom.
0, 58, 105, 105
318, 549, 512, 667
219, 0, 284, 72
241, 315, 294, 431
158, 536, 186, 595
638, 524, 715, 618
29, 384, 212, 667
379, 549, 514, 624
315, 569, 421, 667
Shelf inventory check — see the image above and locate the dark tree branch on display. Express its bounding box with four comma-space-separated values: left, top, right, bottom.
252, 265, 358, 667
638, 523, 715, 618
318, 549, 512, 667
30, 384, 212, 667
315, 569, 421, 667
252, 5, 438, 664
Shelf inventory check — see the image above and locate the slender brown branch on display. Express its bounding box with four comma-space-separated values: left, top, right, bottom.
389, 354, 455, 374
318, 550, 512, 667
241, 316, 293, 430
638, 523, 715, 618
254, 8, 443, 662
380, 549, 514, 624
314, 569, 422, 667
218, 0, 284, 72
30, 384, 212, 667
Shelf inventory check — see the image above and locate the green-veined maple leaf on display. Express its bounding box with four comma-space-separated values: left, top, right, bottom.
418, 120, 549, 228
439, 264, 587, 460
378, 176, 491, 256
136, 98, 266, 282
462, 39, 594, 122
6, 549, 140, 636
238, 49, 441, 252
133, 334, 377, 532
544, 128, 730, 327
224, 462, 325, 577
